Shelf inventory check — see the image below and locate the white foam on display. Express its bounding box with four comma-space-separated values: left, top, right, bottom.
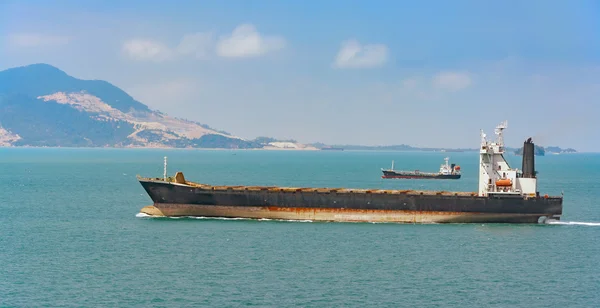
189, 216, 249, 221
137, 213, 600, 226
135, 214, 314, 223
187, 216, 314, 222
546, 220, 600, 226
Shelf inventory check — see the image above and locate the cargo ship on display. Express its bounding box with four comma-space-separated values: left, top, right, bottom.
381, 157, 461, 179
137, 121, 563, 223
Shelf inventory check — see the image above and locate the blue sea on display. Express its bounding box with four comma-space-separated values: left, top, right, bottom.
1, 148, 599, 307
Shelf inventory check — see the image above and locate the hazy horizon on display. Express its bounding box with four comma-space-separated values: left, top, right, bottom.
1, 0, 598, 151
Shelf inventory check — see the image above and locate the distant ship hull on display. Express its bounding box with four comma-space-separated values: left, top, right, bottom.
382, 157, 461, 180
381, 170, 461, 179
138, 179, 562, 223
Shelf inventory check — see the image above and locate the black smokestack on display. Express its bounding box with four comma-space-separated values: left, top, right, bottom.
522, 137, 535, 178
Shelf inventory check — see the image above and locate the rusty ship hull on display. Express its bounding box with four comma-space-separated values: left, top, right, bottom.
138, 179, 563, 223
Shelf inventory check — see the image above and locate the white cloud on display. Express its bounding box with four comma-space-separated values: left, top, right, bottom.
216, 24, 285, 58
122, 24, 283, 61
122, 33, 214, 62
7, 33, 71, 48
432, 71, 472, 91
122, 39, 172, 62
175, 32, 215, 59
333, 39, 389, 69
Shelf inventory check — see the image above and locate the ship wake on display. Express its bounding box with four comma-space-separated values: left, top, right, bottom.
136, 212, 600, 226
135, 213, 314, 223
134, 214, 442, 224
545, 220, 600, 226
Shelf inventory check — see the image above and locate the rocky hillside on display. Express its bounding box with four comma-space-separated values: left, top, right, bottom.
0, 63, 260, 148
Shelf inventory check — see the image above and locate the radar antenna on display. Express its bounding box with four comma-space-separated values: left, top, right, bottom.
494, 121, 508, 146
480, 129, 487, 146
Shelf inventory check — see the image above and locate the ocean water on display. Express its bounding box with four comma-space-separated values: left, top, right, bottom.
1, 148, 599, 307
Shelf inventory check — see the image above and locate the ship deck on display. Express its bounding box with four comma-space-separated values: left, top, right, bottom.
139, 176, 487, 197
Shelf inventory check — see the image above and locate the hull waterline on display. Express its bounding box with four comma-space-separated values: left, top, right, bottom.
140, 204, 554, 224
381, 173, 461, 179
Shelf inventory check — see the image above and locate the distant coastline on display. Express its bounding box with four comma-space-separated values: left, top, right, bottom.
0, 143, 580, 154
307, 143, 578, 155
0, 63, 580, 154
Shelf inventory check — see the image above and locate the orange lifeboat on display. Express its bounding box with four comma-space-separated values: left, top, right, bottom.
454, 166, 461, 171
495, 179, 512, 187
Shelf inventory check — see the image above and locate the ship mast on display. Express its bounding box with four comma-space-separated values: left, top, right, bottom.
494, 120, 507, 148
164, 156, 167, 181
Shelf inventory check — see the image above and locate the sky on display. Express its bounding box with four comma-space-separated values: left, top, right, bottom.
1, 0, 599, 151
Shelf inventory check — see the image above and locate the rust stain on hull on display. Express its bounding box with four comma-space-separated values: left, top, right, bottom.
140, 205, 165, 216
140, 204, 548, 223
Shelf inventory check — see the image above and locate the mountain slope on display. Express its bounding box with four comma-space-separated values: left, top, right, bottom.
0, 63, 259, 148
0, 63, 149, 113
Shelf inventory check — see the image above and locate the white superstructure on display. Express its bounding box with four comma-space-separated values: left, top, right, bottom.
439, 157, 459, 175
478, 121, 537, 198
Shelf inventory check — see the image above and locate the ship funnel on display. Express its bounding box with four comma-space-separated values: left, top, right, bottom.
522, 137, 536, 178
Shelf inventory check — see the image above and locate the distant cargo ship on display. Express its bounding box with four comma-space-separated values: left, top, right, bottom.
321, 147, 344, 151
137, 121, 563, 224
381, 157, 461, 179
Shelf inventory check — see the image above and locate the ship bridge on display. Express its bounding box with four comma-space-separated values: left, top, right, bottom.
478, 121, 537, 198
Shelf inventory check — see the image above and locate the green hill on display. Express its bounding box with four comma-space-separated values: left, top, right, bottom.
0, 63, 259, 148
